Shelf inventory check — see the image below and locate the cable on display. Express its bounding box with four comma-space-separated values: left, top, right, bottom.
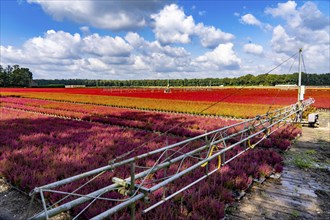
301, 53, 308, 86
287, 54, 298, 75
266, 52, 299, 114
264, 51, 299, 75
302, 54, 307, 74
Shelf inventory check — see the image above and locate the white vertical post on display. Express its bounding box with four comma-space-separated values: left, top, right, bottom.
298, 48, 303, 102
297, 48, 304, 122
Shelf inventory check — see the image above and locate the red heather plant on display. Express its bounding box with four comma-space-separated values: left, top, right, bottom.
191, 198, 225, 220
233, 174, 249, 191
261, 138, 273, 148
271, 138, 291, 151
258, 164, 273, 178
274, 163, 284, 173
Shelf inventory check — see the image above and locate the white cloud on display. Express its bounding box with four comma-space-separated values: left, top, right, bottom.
124, 32, 192, 73
266, 1, 330, 73
0, 30, 135, 79
265, 1, 330, 31
265, 1, 301, 28
82, 34, 132, 57
132, 56, 149, 71
125, 32, 190, 58
194, 43, 241, 70
151, 4, 234, 48
28, 30, 81, 59
241, 14, 262, 26
243, 43, 264, 56
240, 13, 272, 31
195, 23, 234, 48
1, 30, 81, 66
299, 2, 330, 31
1, 30, 197, 79
271, 25, 299, 54
0, 28, 242, 79
151, 4, 195, 44
27, 0, 169, 31
85, 58, 109, 71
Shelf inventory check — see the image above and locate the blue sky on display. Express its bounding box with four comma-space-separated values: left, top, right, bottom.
1, 0, 329, 79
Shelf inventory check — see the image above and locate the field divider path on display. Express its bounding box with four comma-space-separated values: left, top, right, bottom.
226, 111, 330, 219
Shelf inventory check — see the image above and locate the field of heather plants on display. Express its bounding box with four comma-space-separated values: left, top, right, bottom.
0, 87, 311, 218
0, 108, 301, 219
1, 87, 329, 118
2, 87, 329, 107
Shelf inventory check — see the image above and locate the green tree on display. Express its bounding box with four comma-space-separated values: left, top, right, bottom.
0, 65, 8, 87
0, 65, 33, 87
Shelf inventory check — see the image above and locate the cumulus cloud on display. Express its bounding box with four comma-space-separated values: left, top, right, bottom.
265, 1, 301, 28
1, 30, 81, 66
0, 30, 135, 78
151, 4, 234, 48
271, 25, 299, 54
1, 30, 199, 79
82, 34, 132, 57
27, 0, 169, 31
125, 32, 189, 58
299, 2, 330, 31
194, 43, 241, 70
195, 23, 235, 48
124, 32, 192, 72
266, 1, 329, 72
266, 1, 329, 33
243, 43, 264, 56
151, 4, 195, 44
0, 27, 242, 79
240, 13, 272, 31
241, 14, 262, 26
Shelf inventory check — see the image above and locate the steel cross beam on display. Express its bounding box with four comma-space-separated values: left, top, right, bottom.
29, 98, 314, 220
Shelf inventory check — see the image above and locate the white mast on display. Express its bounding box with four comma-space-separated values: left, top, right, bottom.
298, 48, 304, 102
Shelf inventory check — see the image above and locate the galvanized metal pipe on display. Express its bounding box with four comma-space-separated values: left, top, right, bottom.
148, 109, 298, 193
90, 193, 146, 220
33, 119, 249, 192
142, 168, 219, 214
32, 103, 297, 192
84, 111, 296, 220
31, 98, 313, 219
91, 105, 303, 218
30, 144, 210, 219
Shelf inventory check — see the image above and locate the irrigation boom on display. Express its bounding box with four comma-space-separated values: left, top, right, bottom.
29, 98, 314, 220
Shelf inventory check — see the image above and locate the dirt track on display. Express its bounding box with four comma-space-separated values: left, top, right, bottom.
227, 111, 330, 219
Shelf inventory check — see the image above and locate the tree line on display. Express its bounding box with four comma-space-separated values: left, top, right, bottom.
0, 65, 33, 87
0, 64, 329, 88
34, 72, 329, 87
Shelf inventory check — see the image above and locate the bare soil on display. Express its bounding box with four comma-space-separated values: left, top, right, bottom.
227, 111, 330, 219
0, 178, 42, 220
